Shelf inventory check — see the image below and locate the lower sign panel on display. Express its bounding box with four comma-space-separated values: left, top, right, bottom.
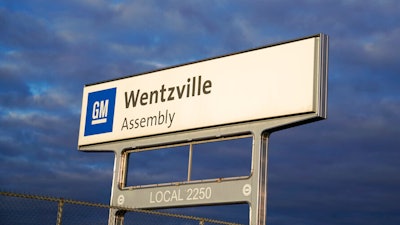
116, 179, 252, 209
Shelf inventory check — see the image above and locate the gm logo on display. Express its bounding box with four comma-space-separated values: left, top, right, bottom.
84, 88, 117, 136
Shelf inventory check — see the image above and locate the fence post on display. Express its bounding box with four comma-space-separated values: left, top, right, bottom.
56, 198, 64, 225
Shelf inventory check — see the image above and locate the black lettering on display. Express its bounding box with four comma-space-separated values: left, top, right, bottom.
147, 116, 157, 127
125, 76, 212, 109
168, 87, 175, 101
176, 85, 185, 99
203, 80, 212, 94
121, 118, 128, 130
158, 110, 165, 124
134, 118, 140, 128
192, 76, 196, 96
140, 118, 146, 127
160, 85, 166, 102
140, 92, 148, 105
197, 76, 202, 95
186, 78, 191, 97
125, 90, 140, 108
149, 90, 158, 104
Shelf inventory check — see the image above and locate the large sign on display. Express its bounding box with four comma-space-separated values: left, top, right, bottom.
78, 34, 328, 225
78, 34, 326, 147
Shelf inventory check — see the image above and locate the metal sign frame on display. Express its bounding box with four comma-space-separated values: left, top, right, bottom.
79, 33, 329, 225
78, 34, 326, 148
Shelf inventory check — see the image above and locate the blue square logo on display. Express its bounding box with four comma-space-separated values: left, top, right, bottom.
84, 88, 117, 136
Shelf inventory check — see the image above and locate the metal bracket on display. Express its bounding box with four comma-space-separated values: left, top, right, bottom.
81, 113, 321, 225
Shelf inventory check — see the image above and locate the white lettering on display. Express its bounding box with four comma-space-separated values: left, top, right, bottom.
99, 99, 109, 118
155, 191, 163, 203
149, 192, 155, 203
92, 101, 100, 119
163, 190, 170, 202
92, 100, 109, 125
149, 187, 212, 204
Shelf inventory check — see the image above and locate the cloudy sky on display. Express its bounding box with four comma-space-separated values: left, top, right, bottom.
1, 0, 399, 224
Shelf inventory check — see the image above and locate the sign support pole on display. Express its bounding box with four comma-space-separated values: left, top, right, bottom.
81, 113, 328, 225
106, 130, 271, 225
252, 132, 269, 225
108, 151, 124, 225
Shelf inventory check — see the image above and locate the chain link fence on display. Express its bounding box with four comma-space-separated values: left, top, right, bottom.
0, 191, 244, 225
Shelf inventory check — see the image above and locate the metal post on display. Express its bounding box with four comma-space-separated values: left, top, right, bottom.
114, 210, 126, 225
249, 131, 269, 225
188, 143, 193, 181
108, 151, 125, 225
56, 198, 64, 225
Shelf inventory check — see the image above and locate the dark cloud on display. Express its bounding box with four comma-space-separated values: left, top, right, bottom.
0, 68, 30, 108
0, 8, 60, 50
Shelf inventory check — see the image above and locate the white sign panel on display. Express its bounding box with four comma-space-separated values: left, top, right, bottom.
79, 35, 326, 147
